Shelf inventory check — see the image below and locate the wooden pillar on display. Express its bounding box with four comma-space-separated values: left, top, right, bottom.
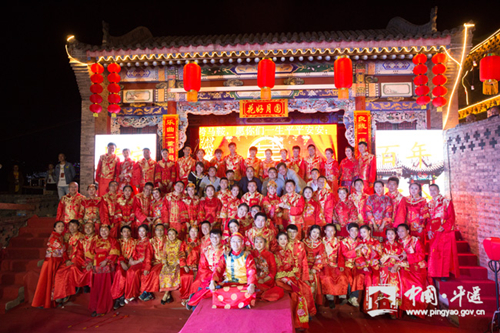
355, 96, 366, 110
168, 101, 177, 114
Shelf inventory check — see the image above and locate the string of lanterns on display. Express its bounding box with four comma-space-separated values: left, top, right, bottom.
413, 54, 430, 109
431, 53, 447, 111
89, 63, 104, 117
107, 63, 122, 117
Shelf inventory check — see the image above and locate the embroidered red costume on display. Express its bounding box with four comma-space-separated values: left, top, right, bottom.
358, 152, 376, 194
117, 157, 135, 192
133, 158, 156, 191
95, 153, 120, 196
427, 195, 460, 278
364, 193, 393, 240
320, 236, 348, 296
223, 153, 244, 181
32, 231, 67, 308
333, 199, 358, 237
303, 155, 325, 182
154, 158, 177, 193
339, 156, 358, 187
56, 193, 84, 225
395, 196, 429, 244
165, 192, 189, 239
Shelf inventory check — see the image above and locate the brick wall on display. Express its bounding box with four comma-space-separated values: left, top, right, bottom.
445, 116, 500, 280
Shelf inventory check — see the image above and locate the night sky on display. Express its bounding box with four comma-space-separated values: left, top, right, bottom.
1, 1, 498, 189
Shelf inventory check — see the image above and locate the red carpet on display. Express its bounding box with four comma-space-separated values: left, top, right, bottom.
180, 297, 294, 333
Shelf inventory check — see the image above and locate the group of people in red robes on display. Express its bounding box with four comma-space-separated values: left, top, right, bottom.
32, 140, 459, 328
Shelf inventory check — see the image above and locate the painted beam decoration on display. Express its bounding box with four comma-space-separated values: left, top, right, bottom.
354, 110, 372, 152
240, 99, 288, 118
162, 114, 179, 161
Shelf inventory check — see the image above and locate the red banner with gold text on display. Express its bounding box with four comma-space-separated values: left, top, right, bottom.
354, 110, 372, 154
162, 114, 179, 161
239, 99, 288, 118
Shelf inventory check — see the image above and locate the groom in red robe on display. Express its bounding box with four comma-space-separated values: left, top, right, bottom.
427, 184, 460, 281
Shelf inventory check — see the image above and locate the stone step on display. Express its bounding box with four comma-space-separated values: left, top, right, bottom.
5, 248, 45, 260
9, 237, 48, 248
456, 241, 470, 253
459, 266, 489, 280
0, 271, 26, 285
458, 253, 478, 266
0, 284, 23, 299
438, 279, 499, 311
1, 259, 40, 272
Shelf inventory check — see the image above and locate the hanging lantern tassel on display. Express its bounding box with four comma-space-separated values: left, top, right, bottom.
334, 56, 353, 100
184, 62, 201, 103
257, 59, 275, 100
480, 53, 500, 95
89, 63, 104, 117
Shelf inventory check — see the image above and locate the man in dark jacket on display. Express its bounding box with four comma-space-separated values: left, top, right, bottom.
55, 153, 76, 199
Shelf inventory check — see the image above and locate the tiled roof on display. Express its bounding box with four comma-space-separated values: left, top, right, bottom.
73, 8, 457, 53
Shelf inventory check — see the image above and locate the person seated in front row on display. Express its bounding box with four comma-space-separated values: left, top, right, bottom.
209, 232, 257, 309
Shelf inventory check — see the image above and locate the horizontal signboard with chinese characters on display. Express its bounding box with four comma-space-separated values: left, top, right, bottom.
239, 99, 288, 118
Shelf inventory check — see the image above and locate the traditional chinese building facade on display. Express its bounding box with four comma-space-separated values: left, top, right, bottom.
66, 8, 471, 192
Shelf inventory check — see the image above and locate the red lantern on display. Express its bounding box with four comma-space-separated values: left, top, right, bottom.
413, 64, 428, 75
412, 54, 427, 65
483, 237, 500, 261
334, 56, 353, 100
107, 73, 121, 83
107, 63, 121, 73
479, 53, 500, 95
89, 103, 102, 116
90, 63, 104, 74
107, 83, 121, 93
108, 104, 121, 115
257, 58, 276, 100
432, 86, 448, 97
432, 53, 446, 64
415, 86, 430, 96
90, 74, 103, 84
90, 94, 103, 104
432, 96, 447, 108
416, 95, 431, 106
414, 75, 428, 86
183, 62, 201, 102
432, 74, 447, 86
432, 64, 446, 75
108, 94, 121, 104
90, 83, 103, 94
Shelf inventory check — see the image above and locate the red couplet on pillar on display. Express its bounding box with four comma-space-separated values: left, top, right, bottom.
257, 58, 276, 100
183, 62, 201, 102
334, 56, 353, 100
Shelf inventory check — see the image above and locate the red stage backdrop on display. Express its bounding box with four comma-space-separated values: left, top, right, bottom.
199, 124, 338, 161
